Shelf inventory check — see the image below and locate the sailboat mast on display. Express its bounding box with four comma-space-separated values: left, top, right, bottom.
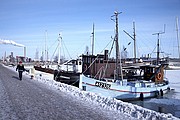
92, 23, 95, 55
157, 34, 160, 65
58, 34, 62, 66
113, 11, 122, 80
176, 17, 180, 59
45, 30, 47, 63
133, 22, 136, 63
152, 25, 165, 65
123, 22, 137, 63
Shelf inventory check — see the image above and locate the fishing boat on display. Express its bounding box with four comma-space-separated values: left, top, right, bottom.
79, 11, 170, 101
79, 64, 169, 101
34, 24, 96, 87
34, 34, 82, 87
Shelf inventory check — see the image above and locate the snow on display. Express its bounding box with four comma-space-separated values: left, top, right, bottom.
5, 65, 179, 120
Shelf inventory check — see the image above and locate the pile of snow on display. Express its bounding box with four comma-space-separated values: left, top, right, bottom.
5, 64, 179, 120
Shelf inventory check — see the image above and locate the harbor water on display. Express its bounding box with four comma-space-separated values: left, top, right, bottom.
130, 70, 180, 118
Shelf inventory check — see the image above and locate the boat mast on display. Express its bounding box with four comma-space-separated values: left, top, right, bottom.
112, 11, 122, 80
176, 17, 180, 59
92, 23, 95, 55
45, 30, 47, 67
115, 12, 119, 79
58, 34, 62, 66
123, 22, 137, 63
133, 22, 136, 63
153, 33, 160, 65
152, 24, 165, 65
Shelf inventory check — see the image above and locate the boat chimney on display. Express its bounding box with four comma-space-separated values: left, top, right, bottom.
104, 50, 108, 60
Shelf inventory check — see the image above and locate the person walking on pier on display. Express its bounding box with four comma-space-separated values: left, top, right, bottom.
16, 61, 25, 80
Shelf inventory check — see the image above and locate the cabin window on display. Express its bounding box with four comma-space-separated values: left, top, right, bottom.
88, 58, 90, 63
147, 68, 150, 73
145, 67, 154, 73
85, 58, 88, 63
79, 61, 81, 65
146, 68, 149, 73
100, 60, 103, 63
150, 68, 154, 73
83, 58, 87, 63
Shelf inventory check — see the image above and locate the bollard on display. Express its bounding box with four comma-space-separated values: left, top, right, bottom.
139, 92, 144, 101
160, 89, 163, 96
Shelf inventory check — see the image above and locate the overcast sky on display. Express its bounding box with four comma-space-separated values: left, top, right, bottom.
0, 0, 180, 60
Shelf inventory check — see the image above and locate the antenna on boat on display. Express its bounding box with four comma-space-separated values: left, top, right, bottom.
111, 11, 123, 80
152, 24, 166, 65
123, 21, 137, 63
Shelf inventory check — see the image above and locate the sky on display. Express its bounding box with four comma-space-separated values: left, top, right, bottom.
0, 0, 180, 60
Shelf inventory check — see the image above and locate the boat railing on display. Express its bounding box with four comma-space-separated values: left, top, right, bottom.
127, 80, 158, 88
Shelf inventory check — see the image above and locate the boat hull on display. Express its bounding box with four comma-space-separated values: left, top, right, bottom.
34, 66, 80, 87
79, 74, 169, 101
54, 70, 80, 87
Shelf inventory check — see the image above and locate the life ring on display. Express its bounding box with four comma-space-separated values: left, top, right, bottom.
156, 73, 162, 80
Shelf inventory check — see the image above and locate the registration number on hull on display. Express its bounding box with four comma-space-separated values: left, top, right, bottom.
95, 81, 111, 89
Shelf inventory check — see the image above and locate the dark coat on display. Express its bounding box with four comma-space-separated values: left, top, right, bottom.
16, 64, 25, 72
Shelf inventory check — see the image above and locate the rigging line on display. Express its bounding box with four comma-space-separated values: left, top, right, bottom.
94, 66, 104, 79
62, 40, 72, 59
82, 38, 114, 74
136, 35, 156, 56
102, 37, 115, 78
82, 53, 102, 74
100, 37, 114, 53
61, 42, 65, 59
136, 32, 154, 44
150, 46, 157, 56
50, 44, 59, 61
46, 40, 58, 61
70, 79, 79, 85
47, 40, 58, 51
71, 36, 92, 57
136, 35, 154, 51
